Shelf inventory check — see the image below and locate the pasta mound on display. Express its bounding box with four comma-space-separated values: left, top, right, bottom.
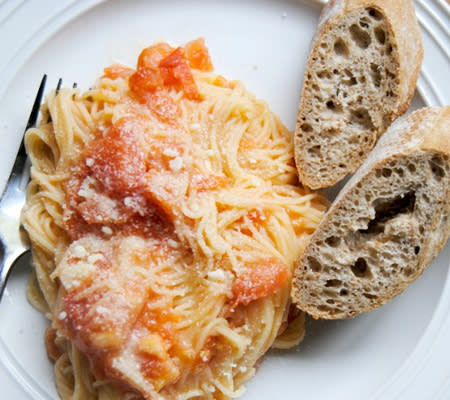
22, 39, 328, 400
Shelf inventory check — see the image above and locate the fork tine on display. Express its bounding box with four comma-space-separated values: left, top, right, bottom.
16, 74, 47, 167
56, 78, 63, 94
25, 74, 47, 132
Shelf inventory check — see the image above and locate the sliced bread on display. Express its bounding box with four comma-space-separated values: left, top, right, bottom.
295, 0, 423, 189
292, 106, 450, 319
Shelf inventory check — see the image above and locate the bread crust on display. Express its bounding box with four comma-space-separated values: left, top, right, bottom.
295, 0, 423, 189
292, 106, 450, 319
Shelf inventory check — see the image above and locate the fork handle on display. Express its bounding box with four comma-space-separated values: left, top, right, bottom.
0, 248, 28, 300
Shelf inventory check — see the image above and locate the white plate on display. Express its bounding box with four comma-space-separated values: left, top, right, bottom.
0, 0, 449, 399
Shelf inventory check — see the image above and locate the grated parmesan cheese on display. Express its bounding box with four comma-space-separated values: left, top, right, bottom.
163, 148, 178, 157
96, 306, 109, 315
169, 157, 183, 172
72, 244, 88, 259
58, 311, 67, 320
208, 269, 226, 281
59, 260, 95, 290
101, 226, 113, 235
167, 239, 179, 249
124, 197, 134, 208
85, 158, 94, 167
88, 253, 104, 264
190, 123, 201, 131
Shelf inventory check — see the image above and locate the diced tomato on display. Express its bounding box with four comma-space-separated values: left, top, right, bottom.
141, 356, 164, 380
183, 38, 213, 72
103, 63, 135, 80
129, 68, 164, 99
231, 258, 290, 308
137, 43, 174, 70
159, 47, 201, 100
191, 173, 230, 192
140, 354, 180, 391
142, 91, 181, 124
129, 42, 203, 104
87, 120, 145, 195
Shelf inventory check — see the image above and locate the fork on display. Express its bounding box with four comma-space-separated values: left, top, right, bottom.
0, 75, 48, 300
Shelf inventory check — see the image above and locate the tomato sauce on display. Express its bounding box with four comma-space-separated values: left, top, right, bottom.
63, 118, 171, 241
231, 258, 290, 308
59, 39, 237, 396
103, 64, 134, 80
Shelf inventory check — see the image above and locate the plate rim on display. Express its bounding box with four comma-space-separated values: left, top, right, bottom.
0, 1, 449, 399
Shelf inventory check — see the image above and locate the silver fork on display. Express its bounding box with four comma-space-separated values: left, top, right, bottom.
0, 75, 48, 300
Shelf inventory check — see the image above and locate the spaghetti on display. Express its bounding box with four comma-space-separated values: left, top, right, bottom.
22, 39, 328, 400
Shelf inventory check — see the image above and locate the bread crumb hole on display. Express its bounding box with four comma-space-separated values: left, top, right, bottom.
325, 279, 342, 287
374, 27, 386, 44
308, 256, 322, 272
386, 68, 396, 79
351, 258, 370, 278
370, 63, 382, 87
363, 293, 377, 300
432, 155, 444, 166
414, 246, 420, 254
408, 164, 416, 173
403, 266, 414, 277
382, 168, 392, 178
334, 38, 349, 57
340, 289, 348, 296
350, 108, 374, 130
343, 69, 358, 86
367, 8, 382, 20
359, 17, 370, 29
317, 70, 331, 79
301, 123, 313, 132
326, 299, 335, 305
308, 145, 321, 156
395, 168, 404, 177
429, 158, 445, 180
325, 236, 341, 247
361, 191, 416, 235
349, 24, 371, 49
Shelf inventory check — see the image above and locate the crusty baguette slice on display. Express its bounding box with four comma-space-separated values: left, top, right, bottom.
292, 106, 450, 319
295, 0, 423, 189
